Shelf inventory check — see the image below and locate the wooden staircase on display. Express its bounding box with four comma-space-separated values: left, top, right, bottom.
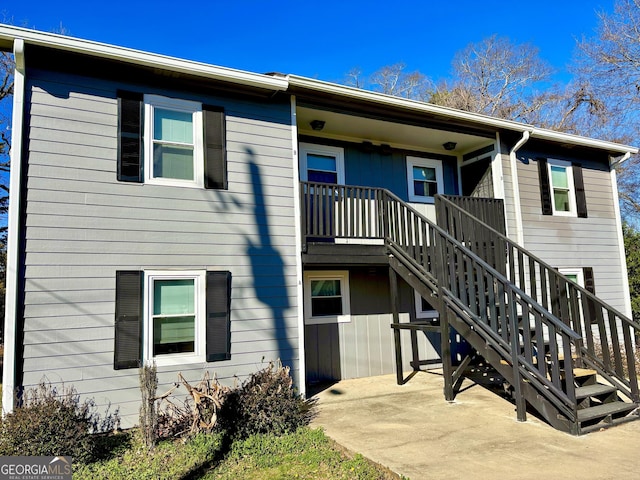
300, 182, 640, 434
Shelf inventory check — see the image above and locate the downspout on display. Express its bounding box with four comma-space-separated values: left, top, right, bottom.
509, 130, 530, 246
3, 39, 26, 413
290, 94, 306, 398
609, 151, 633, 318
610, 151, 631, 169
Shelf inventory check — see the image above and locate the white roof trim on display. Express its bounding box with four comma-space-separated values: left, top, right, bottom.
0, 24, 635, 154
0, 25, 288, 92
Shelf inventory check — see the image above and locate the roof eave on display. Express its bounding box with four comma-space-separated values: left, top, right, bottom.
288, 74, 638, 155
0, 25, 288, 92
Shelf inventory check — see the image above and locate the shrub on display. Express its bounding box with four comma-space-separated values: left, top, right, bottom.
0, 382, 118, 464
219, 360, 316, 440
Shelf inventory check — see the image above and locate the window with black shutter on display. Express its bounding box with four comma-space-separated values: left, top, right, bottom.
116, 92, 227, 190
114, 269, 232, 369
538, 158, 587, 217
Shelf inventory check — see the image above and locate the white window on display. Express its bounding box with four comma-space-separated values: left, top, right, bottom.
144, 95, 204, 188
303, 270, 350, 324
407, 157, 444, 203
548, 159, 576, 216
144, 270, 206, 365
414, 292, 439, 320
558, 268, 584, 287
299, 143, 345, 184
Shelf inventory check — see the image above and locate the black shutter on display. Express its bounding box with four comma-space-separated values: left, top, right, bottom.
538, 158, 552, 215
206, 271, 232, 361
203, 106, 227, 190
583, 267, 595, 294
117, 90, 143, 183
583, 267, 597, 323
114, 271, 143, 369
573, 163, 588, 218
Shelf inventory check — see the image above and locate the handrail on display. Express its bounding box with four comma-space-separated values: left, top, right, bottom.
300, 181, 587, 419
435, 193, 640, 402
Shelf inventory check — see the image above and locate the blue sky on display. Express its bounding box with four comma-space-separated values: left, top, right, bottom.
4, 0, 616, 85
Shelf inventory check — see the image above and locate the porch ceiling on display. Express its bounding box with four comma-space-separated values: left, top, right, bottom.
297, 106, 495, 155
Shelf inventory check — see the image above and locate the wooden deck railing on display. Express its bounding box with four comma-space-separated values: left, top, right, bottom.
300, 181, 610, 422
435, 194, 640, 403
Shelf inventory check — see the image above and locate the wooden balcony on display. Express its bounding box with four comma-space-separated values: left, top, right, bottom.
300, 182, 505, 266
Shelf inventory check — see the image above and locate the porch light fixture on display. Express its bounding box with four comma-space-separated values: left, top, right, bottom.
310, 120, 325, 131
443, 141, 457, 151
361, 141, 375, 153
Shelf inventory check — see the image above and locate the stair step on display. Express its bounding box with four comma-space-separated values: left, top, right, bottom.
577, 402, 637, 423
575, 384, 617, 400
561, 368, 597, 380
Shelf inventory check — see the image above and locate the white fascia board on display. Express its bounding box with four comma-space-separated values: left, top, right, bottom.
529, 129, 638, 156
288, 74, 638, 155
0, 25, 288, 92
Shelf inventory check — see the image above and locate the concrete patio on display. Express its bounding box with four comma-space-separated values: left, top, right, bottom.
311, 370, 640, 480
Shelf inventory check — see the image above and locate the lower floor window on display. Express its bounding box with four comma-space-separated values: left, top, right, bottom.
114, 269, 232, 370
146, 271, 205, 363
414, 292, 439, 320
304, 271, 351, 324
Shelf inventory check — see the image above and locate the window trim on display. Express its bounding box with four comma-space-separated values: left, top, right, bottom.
143, 94, 205, 189
414, 291, 439, 320
299, 143, 345, 184
547, 158, 576, 217
406, 156, 444, 203
303, 270, 351, 325
558, 267, 585, 287
144, 270, 206, 366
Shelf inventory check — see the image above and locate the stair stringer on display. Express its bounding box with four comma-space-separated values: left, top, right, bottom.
389, 250, 578, 433
443, 302, 577, 434
388, 255, 440, 311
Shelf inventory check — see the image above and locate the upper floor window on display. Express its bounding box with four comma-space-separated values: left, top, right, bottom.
538, 158, 587, 218
117, 91, 227, 190
407, 157, 444, 203
548, 159, 576, 216
144, 95, 204, 188
299, 143, 345, 184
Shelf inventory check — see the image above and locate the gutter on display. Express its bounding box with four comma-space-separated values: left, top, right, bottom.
0, 25, 288, 92
509, 131, 531, 247
2, 38, 25, 413
610, 151, 631, 169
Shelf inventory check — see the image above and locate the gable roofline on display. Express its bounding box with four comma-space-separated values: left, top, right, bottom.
0, 24, 289, 92
0, 24, 635, 156
287, 74, 638, 156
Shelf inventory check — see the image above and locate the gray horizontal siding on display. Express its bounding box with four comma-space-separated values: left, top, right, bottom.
499, 151, 519, 240
20, 69, 298, 427
516, 153, 627, 313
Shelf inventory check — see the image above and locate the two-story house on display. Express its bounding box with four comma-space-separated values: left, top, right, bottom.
2, 25, 638, 434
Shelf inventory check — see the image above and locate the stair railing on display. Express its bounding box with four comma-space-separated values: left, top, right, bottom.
435, 194, 640, 402
380, 188, 582, 420
300, 181, 588, 420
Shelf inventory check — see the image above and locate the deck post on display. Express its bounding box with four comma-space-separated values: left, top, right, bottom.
441, 305, 453, 401
389, 263, 403, 385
